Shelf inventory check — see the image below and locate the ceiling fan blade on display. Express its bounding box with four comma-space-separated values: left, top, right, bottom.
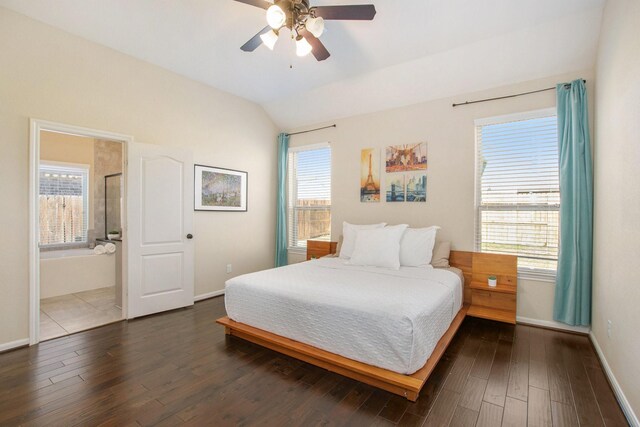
313, 5, 376, 20
240, 26, 272, 52
299, 29, 330, 61
233, 0, 271, 10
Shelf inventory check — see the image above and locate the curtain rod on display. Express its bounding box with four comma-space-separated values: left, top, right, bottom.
286, 124, 336, 137
452, 79, 586, 108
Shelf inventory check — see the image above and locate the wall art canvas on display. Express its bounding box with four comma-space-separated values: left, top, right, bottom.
385, 142, 428, 173
194, 165, 248, 211
406, 173, 427, 202
360, 148, 381, 202
386, 175, 405, 202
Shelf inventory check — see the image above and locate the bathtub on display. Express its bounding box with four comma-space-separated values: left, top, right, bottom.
40, 248, 116, 299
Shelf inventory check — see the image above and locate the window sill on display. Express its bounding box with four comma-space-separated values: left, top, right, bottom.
40, 243, 89, 251
518, 269, 556, 283
287, 247, 306, 254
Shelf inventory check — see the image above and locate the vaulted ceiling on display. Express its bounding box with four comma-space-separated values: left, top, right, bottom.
0, 0, 605, 128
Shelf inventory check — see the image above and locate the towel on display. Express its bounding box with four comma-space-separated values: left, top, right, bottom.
105, 243, 116, 254
94, 245, 106, 255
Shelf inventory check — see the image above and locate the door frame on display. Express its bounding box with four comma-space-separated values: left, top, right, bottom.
29, 119, 133, 345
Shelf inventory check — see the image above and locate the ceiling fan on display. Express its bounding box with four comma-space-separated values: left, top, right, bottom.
234, 0, 376, 61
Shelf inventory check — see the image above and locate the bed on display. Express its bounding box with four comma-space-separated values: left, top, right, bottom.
224, 257, 463, 374
218, 253, 472, 401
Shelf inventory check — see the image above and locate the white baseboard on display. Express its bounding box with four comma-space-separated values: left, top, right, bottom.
590, 332, 639, 427
0, 338, 29, 353
516, 316, 591, 334
194, 289, 225, 302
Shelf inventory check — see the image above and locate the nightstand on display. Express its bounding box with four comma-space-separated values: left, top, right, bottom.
306, 240, 338, 260
468, 280, 517, 324
451, 251, 518, 324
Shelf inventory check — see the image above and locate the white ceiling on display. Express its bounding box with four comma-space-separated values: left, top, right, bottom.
0, 0, 605, 128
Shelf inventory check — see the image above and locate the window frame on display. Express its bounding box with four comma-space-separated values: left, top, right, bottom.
474, 107, 559, 281
287, 142, 332, 253
39, 160, 90, 248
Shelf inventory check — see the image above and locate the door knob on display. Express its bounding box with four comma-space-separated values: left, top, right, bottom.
186, 234, 193, 239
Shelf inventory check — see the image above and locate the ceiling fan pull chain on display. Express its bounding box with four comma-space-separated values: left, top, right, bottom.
290, 31, 295, 69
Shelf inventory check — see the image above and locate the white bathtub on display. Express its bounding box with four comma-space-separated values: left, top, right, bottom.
40, 248, 116, 298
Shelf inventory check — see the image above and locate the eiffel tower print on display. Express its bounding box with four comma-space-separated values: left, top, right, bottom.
364, 154, 377, 192
361, 149, 380, 202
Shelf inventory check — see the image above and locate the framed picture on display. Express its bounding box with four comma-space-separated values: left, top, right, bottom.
385, 142, 428, 173
194, 165, 248, 212
360, 148, 381, 202
386, 175, 405, 202
406, 173, 427, 202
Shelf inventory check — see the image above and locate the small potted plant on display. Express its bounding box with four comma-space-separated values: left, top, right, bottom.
488, 275, 497, 287
107, 230, 120, 240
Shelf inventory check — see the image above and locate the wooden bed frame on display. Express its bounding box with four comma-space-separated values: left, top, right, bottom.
216, 250, 514, 401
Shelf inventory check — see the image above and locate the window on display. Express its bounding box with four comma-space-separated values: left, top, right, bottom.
287, 143, 331, 251
475, 109, 559, 278
39, 162, 89, 246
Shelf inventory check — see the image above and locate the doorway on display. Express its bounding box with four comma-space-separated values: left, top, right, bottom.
29, 120, 132, 344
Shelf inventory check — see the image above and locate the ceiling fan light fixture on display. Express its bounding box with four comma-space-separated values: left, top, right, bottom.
295, 35, 313, 57
238, 1, 376, 62
260, 29, 279, 50
305, 16, 325, 38
266, 4, 286, 29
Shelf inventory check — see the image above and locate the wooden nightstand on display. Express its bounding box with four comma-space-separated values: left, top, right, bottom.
306, 240, 338, 260
451, 251, 518, 324
468, 280, 517, 324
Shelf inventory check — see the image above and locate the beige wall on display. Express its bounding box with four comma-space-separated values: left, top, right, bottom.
592, 0, 640, 419
288, 70, 595, 325
0, 7, 277, 346
40, 131, 96, 230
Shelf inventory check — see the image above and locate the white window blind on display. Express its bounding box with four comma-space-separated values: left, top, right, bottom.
287, 143, 331, 250
39, 163, 89, 246
475, 109, 559, 276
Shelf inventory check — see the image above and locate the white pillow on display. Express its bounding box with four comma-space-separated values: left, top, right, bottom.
400, 226, 440, 267
348, 224, 409, 270
339, 221, 386, 259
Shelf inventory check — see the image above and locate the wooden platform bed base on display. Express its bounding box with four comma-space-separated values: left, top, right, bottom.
216, 305, 468, 402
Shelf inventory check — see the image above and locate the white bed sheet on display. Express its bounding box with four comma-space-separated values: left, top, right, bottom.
224, 257, 462, 374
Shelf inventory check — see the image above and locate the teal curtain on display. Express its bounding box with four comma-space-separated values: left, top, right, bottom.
553, 79, 593, 326
275, 133, 289, 267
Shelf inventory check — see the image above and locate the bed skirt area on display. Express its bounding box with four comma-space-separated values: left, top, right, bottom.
217, 305, 468, 401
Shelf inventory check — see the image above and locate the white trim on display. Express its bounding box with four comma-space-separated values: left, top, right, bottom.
288, 141, 330, 152
29, 120, 40, 345
590, 332, 640, 427
30, 119, 133, 346
194, 289, 225, 302
474, 107, 556, 126
0, 338, 30, 353
516, 316, 591, 334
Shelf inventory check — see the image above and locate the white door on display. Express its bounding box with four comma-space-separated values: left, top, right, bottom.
127, 142, 194, 318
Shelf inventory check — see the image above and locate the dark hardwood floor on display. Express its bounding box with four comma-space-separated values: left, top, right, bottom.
0, 296, 628, 426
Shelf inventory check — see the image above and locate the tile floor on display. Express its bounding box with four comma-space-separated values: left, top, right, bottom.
40, 286, 123, 341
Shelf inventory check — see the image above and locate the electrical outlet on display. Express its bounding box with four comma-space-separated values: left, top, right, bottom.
226, 264, 232, 274
607, 320, 612, 338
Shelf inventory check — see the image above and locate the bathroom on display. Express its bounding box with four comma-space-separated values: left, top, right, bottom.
38, 130, 124, 341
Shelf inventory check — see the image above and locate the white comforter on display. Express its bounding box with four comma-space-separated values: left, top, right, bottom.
224, 257, 462, 374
